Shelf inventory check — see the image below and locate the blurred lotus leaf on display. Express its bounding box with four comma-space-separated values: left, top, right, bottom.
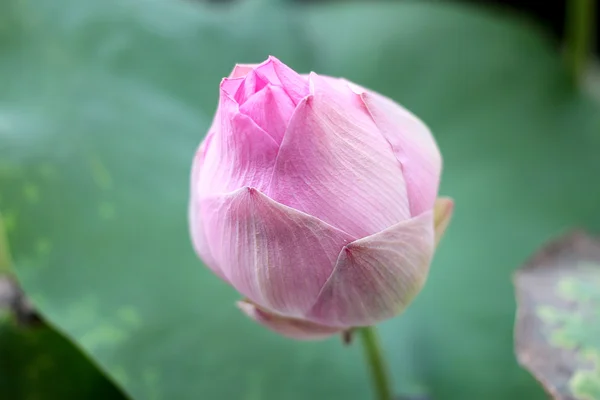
515, 233, 600, 400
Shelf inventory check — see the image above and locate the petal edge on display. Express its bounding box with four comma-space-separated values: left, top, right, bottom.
237, 300, 342, 340
307, 211, 435, 327
201, 187, 355, 317
360, 91, 442, 217
189, 133, 227, 281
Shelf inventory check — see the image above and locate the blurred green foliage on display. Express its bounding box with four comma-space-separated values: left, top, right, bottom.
0, 0, 599, 399
0, 312, 126, 399
0, 214, 12, 274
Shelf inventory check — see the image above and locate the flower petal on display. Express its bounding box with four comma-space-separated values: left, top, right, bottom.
434, 197, 454, 247
239, 85, 295, 145
189, 132, 227, 281
234, 70, 268, 105
201, 187, 354, 317
220, 77, 244, 98
268, 73, 410, 239
229, 64, 258, 78
307, 211, 434, 327
254, 56, 309, 105
237, 300, 342, 340
197, 92, 279, 196
360, 91, 442, 217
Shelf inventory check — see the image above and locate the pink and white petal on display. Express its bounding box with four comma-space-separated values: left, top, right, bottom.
314, 75, 362, 94
307, 211, 435, 328
433, 197, 454, 247
220, 77, 245, 98
201, 187, 354, 317
189, 196, 227, 281
234, 70, 268, 105
229, 64, 258, 79
254, 56, 309, 105
189, 134, 227, 281
237, 300, 343, 340
268, 73, 410, 239
239, 85, 295, 145
197, 92, 279, 196
360, 91, 442, 217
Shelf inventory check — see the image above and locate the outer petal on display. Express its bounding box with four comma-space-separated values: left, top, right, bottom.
434, 197, 454, 247
237, 300, 343, 340
254, 56, 309, 105
201, 187, 355, 317
239, 85, 295, 145
268, 73, 410, 239
307, 211, 434, 327
197, 91, 279, 196
189, 132, 227, 281
360, 90, 442, 217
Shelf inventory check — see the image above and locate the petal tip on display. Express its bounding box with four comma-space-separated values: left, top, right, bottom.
236, 299, 256, 315
304, 94, 314, 106
229, 64, 256, 79
220, 77, 245, 100
245, 186, 258, 197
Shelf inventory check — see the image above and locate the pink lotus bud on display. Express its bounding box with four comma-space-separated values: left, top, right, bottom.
189, 56, 452, 340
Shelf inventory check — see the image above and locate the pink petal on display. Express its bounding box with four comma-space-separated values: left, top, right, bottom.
189, 132, 227, 281
239, 85, 295, 145
433, 197, 454, 247
229, 64, 258, 78
237, 300, 343, 340
360, 91, 442, 217
197, 91, 279, 196
307, 211, 435, 328
233, 70, 268, 105
201, 187, 354, 317
254, 56, 309, 105
220, 77, 244, 97
267, 73, 410, 239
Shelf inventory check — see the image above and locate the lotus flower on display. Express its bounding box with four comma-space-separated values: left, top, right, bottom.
189, 56, 453, 340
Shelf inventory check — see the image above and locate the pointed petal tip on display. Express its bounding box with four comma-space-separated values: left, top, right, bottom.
265, 55, 296, 71
434, 197, 454, 246
237, 300, 343, 341
347, 80, 366, 95
220, 76, 242, 86
303, 93, 314, 106
220, 77, 245, 100
245, 186, 258, 197
288, 93, 314, 110
307, 71, 319, 92
229, 64, 257, 79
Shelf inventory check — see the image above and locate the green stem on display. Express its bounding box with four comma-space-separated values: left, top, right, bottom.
359, 326, 393, 400
565, 0, 596, 84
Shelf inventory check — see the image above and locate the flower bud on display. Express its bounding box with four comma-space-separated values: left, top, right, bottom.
189, 56, 452, 340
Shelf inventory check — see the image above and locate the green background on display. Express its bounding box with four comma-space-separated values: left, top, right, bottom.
1, 0, 599, 398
